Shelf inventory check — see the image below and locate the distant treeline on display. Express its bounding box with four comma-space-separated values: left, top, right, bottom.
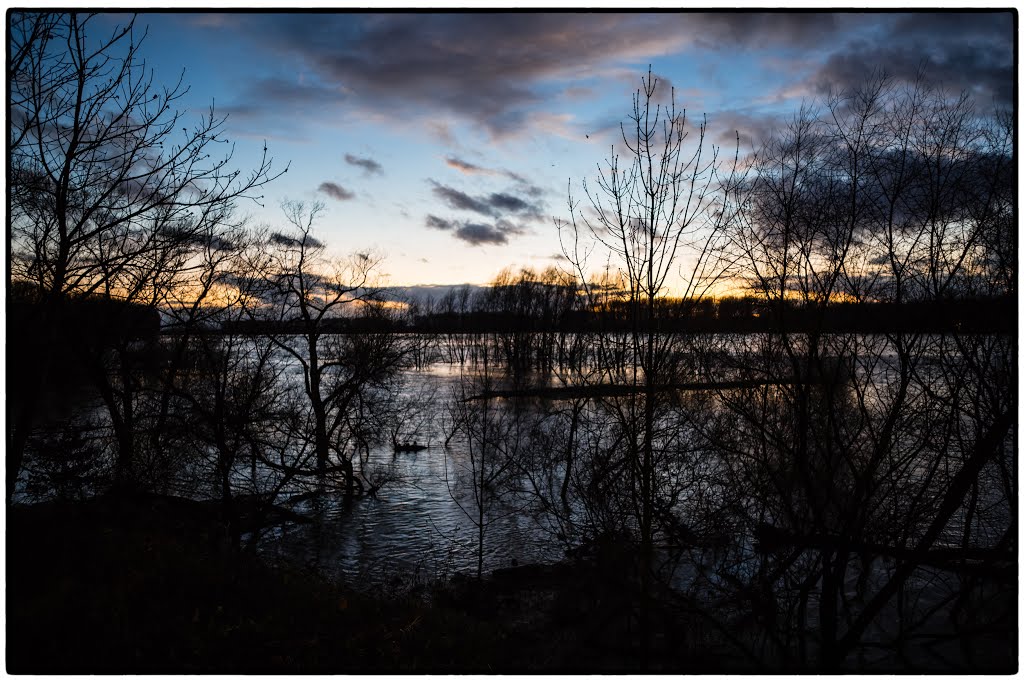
10, 289, 1013, 339
213, 295, 1016, 336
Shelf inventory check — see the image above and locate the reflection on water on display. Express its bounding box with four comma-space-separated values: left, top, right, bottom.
261, 453, 559, 584
258, 364, 562, 584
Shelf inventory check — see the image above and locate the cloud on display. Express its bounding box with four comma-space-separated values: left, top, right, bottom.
685, 12, 851, 51
502, 171, 546, 198
297, 13, 688, 137
562, 86, 595, 101
428, 180, 544, 220
445, 156, 490, 175
221, 76, 348, 129
442, 158, 548, 198
888, 11, 1012, 46
240, 13, 813, 137
776, 13, 1014, 109
430, 181, 494, 216
318, 181, 355, 201
486, 192, 535, 214
710, 109, 787, 148
219, 13, 1011, 138
455, 223, 509, 246
426, 121, 456, 146
344, 153, 383, 175
812, 39, 1013, 106
425, 214, 528, 246
425, 214, 453, 230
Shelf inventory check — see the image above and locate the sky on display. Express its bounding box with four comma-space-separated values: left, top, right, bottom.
88, 9, 1015, 293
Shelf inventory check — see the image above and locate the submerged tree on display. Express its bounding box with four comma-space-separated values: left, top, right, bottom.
478, 266, 579, 376
444, 348, 528, 581
155, 227, 310, 548
252, 201, 417, 496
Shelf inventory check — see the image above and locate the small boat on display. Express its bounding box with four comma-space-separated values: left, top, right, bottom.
394, 442, 429, 453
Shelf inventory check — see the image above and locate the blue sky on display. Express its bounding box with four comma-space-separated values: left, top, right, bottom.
92, 10, 1014, 289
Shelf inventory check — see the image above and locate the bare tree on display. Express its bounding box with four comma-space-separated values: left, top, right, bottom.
444, 349, 527, 581
252, 200, 415, 496
555, 67, 738, 581
709, 73, 1015, 669
523, 68, 745, 665
8, 12, 285, 497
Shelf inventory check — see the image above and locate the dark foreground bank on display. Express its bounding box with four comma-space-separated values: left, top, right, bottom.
6, 493, 744, 674
7, 493, 1016, 674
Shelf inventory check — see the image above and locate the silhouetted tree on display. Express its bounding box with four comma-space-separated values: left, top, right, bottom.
444, 348, 528, 580
8, 11, 284, 497
708, 72, 1016, 669
552, 67, 741, 657
251, 201, 416, 496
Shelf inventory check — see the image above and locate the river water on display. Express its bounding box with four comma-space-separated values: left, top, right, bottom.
14, 331, 1014, 669
256, 361, 565, 585
19, 332, 1014, 597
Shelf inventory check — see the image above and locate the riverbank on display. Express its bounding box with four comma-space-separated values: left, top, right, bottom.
6, 492, 737, 673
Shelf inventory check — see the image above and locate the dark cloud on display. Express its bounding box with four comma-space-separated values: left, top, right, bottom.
425, 214, 453, 230
240, 13, 859, 137
428, 180, 544, 219
888, 11, 1012, 45
814, 43, 1012, 107
344, 153, 383, 175
425, 214, 527, 246
219, 13, 1010, 137
318, 181, 355, 201
807, 13, 1013, 107
456, 222, 509, 246
686, 12, 850, 51
430, 181, 494, 216
486, 192, 534, 214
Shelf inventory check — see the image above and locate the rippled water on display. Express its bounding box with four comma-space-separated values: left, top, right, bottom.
22, 332, 1012, 600
258, 363, 564, 584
